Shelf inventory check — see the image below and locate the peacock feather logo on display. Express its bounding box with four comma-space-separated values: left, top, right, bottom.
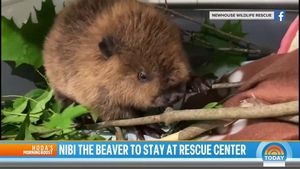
263, 143, 287, 161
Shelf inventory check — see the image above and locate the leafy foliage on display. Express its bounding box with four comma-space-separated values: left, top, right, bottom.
186, 20, 248, 75
45, 104, 88, 132
1, 0, 56, 68
1, 89, 105, 140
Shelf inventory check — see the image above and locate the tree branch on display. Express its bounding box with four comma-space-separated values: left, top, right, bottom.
217, 48, 261, 54
114, 127, 125, 140
211, 82, 242, 89
86, 101, 298, 129
186, 82, 242, 97
178, 120, 227, 140
277, 115, 299, 124
192, 38, 261, 54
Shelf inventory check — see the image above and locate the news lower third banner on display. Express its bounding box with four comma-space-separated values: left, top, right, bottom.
0, 142, 299, 167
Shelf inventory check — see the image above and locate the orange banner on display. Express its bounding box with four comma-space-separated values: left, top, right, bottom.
0, 144, 56, 156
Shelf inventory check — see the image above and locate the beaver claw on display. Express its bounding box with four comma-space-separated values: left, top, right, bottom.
186, 75, 216, 94
134, 124, 165, 140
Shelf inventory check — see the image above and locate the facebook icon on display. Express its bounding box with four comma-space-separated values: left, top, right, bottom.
274, 10, 286, 21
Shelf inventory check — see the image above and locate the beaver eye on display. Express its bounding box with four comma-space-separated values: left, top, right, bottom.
137, 72, 149, 82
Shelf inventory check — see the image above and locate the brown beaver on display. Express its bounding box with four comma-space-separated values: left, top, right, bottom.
43, 0, 195, 122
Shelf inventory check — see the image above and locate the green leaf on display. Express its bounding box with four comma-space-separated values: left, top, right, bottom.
190, 20, 248, 75
25, 89, 46, 99
1, 124, 19, 136
203, 102, 219, 109
1, 17, 42, 68
45, 104, 89, 130
214, 105, 224, 108
15, 112, 34, 140
29, 90, 54, 114
38, 130, 62, 138
195, 50, 246, 75
2, 115, 27, 123
59, 105, 89, 124
86, 134, 105, 140
2, 97, 28, 116
1, 100, 13, 109
1, 114, 40, 123
203, 102, 223, 109
2, 98, 41, 123
1, 0, 56, 68
50, 101, 63, 113
13, 97, 28, 109
221, 21, 247, 38
29, 125, 62, 138
29, 125, 48, 133
39, 110, 53, 121
194, 20, 247, 48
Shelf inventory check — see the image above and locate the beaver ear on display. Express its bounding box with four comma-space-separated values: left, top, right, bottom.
98, 36, 115, 59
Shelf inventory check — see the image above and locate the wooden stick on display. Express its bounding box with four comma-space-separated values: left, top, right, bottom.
86, 101, 298, 129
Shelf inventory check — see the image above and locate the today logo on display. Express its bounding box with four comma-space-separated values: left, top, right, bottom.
262, 143, 287, 162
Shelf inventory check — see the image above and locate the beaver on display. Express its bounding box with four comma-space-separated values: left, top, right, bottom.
43, 0, 209, 123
